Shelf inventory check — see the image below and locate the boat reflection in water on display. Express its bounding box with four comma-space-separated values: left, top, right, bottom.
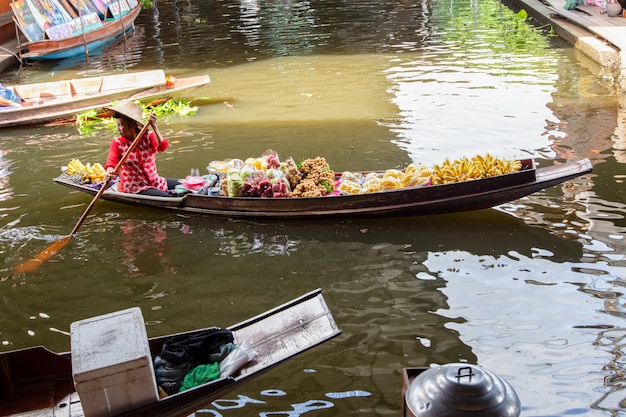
118, 219, 175, 277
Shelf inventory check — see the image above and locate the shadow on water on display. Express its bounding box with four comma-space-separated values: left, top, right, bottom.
17, 200, 586, 265
1, 203, 584, 328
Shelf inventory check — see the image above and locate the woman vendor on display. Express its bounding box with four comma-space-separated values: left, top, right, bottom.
104, 100, 180, 197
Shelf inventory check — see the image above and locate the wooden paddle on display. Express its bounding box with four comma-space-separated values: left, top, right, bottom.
14, 114, 159, 274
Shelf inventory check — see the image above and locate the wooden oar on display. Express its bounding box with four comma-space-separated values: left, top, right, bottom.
14, 115, 157, 274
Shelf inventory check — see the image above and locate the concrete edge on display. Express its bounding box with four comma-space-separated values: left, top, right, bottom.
503, 0, 621, 72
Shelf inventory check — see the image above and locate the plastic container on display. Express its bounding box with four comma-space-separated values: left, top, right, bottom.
206, 186, 221, 196
70, 307, 158, 417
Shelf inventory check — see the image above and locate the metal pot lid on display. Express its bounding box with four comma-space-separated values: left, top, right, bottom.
405, 363, 520, 417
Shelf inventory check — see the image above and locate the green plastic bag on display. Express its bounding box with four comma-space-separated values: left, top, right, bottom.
564, 0, 583, 10
179, 362, 221, 392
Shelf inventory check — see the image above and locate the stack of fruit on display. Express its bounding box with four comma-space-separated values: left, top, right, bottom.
63, 159, 106, 183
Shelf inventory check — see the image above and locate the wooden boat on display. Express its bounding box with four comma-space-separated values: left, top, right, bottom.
54, 158, 593, 218
0, 69, 210, 128
15, 0, 141, 61
402, 368, 428, 417
0, 289, 341, 417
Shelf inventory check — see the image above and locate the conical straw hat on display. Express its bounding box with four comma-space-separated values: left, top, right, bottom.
104, 100, 144, 126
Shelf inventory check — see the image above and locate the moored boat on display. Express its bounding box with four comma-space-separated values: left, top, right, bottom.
13, 0, 142, 60
54, 158, 593, 218
0, 69, 210, 128
0, 289, 340, 417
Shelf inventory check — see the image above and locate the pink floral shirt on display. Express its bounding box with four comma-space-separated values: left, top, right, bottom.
105, 131, 169, 194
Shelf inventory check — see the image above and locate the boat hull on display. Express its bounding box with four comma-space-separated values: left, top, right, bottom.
28, 24, 135, 60
54, 158, 593, 218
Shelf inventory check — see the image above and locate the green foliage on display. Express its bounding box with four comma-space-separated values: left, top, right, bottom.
146, 99, 198, 117
76, 109, 111, 134
435, 0, 552, 54
140, 0, 152, 9
75, 99, 198, 135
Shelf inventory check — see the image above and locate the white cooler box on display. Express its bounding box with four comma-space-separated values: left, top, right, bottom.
70, 307, 159, 417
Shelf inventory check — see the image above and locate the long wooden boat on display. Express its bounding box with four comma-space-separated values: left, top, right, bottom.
0, 69, 210, 128
0, 289, 340, 417
16, 0, 141, 61
54, 158, 593, 218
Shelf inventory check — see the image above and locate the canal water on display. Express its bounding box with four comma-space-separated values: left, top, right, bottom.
1, 0, 626, 415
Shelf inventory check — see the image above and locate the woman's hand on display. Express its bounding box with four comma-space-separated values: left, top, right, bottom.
148, 112, 164, 144
148, 112, 157, 126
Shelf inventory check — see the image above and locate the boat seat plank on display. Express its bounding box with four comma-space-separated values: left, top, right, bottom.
52, 379, 75, 417
13, 81, 73, 102
69, 77, 105, 96
69, 70, 167, 99
69, 392, 84, 417
98, 70, 167, 94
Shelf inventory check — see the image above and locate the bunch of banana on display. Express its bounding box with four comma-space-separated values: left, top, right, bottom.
403, 163, 432, 187
471, 154, 522, 177
84, 162, 106, 183
64, 159, 106, 183
431, 154, 522, 185
65, 159, 85, 176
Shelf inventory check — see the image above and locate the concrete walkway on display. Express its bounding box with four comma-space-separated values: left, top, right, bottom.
505, 0, 626, 88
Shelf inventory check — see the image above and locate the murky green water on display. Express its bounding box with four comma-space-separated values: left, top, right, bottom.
1, 0, 626, 415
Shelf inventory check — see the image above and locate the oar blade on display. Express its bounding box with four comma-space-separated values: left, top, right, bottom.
14, 236, 72, 274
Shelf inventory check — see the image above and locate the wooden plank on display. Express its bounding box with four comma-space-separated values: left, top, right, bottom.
69, 392, 84, 417
70, 71, 167, 97
98, 70, 166, 92
547, 1, 626, 50
13, 80, 72, 101
234, 293, 339, 376
50, 377, 78, 417
69, 76, 104, 95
